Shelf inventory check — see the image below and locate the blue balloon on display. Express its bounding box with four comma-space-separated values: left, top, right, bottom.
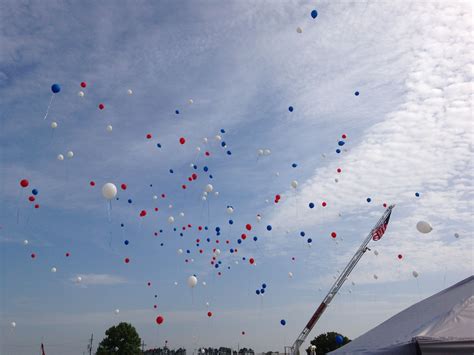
288, 106, 294, 112
204, 226, 209, 230
307, 238, 312, 243
336, 335, 344, 344
280, 319, 286, 326
169, 169, 174, 174
260, 288, 265, 294
230, 248, 234, 253
309, 202, 315, 209
237, 239, 242, 244
215, 227, 221, 232
256, 290, 260, 295
121, 223, 124, 227
51, 83, 61, 93
159, 229, 163, 233
186, 249, 190, 254
124, 240, 129, 245
220, 129, 226, 134
32, 189, 38, 195
354, 91, 360, 96
221, 142, 226, 147
300, 231, 305, 237
292, 163, 298, 168
311, 9, 318, 19
262, 283, 267, 289
179, 233, 183, 237
229, 220, 234, 225
366, 197, 372, 203
128, 199, 132, 204
253, 236, 258, 241
338, 141, 345, 146
160, 243, 164, 246
175, 110, 180, 114
266, 225, 272, 231
415, 192, 420, 197
206, 238, 210, 242
173, 228, 177, 231
226, 150, 232, 155
193, 164, 197, 169
209, 174, 213, 179
157, 143, 162, 148
336, 149, 341, 154
203, 166, 209, 172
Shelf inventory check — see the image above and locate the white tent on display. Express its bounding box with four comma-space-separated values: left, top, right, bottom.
329, 276, 474, 355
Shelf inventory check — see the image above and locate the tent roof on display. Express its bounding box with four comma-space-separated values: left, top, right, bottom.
329, 276, 474, 354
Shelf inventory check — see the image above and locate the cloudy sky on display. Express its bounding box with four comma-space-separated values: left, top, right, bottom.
0, 1, 472, 354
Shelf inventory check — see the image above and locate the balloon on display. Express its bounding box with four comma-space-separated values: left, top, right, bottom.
32, 189, 38, 195
51, 121, 58, 129
354, 91, 360, 96
336, 335, 344, 345
188, 99, 194, 104
57, 154, 64, 161
280, 319, 286, 326
288, 272, 293, 278
20, 179, 29, 188
374, 250, 379, 256
76, 276, 82, 282
249, 258, 255, 265
78, 91, 85, 97
179, 137, 186, 144
416, 221, 433, 234
23, 240, 29, 245
415, 192, 420, 197
266, 225, 272, 231
366, 197, 372, 203
187, 275, 198, 288
102, 183, 117, 200
120, 183, 127, 190
127, 89, 133, 95
80, 82, 87, 88
106, 125, 113, 132
215, 135, 222, 141
11, 322, 16, 328
124, 257, 130, 263
246, 224, 252, 231
331, 232, 337, 238
51, 84, 61, 93
412, 271, 419, 278
296, 27, 302, 33
291, 180, 298, 189
226, 206, 234, 214
263, 149, 271, 156
373, 274, 378, 280
398, 254, 403, 259
257, 149, 264, 156
177, 248, 183, 254
115, 309, 120, 314
156, 315, 164, 325
146, 133, 152, 139
454, 233, 460, 238
207, 311, 212, 317
98, 103, 105, 110
288, 106, 294, 112
66, 151, 74, 158
256, 214, 262, 222
205, 184, 213, 193
51, 267, 57, 273
309, 202, 315, 209
311, 9, 318, 18
139, 210, 147, 217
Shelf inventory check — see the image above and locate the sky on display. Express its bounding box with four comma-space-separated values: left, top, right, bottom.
0, 1, 473, 354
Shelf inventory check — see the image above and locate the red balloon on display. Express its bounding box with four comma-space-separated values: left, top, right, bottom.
241, 233, 247, 240
249, 258, 255, 264
80, 82, 87, 88
28, 196, 35, 202
154, 207, 158, 212
121, 183, 127, 190
154, 305, 157, 309
161, 194, 166, 198
383, 203, 387, 208
34, 204, 39, 209
342, 134, 347, 139
98, 103, 105, 110
124, 257, 130, 263
245, 224, 252, 231
398, 254, 403, 259
140, 210, 147, 217
146, 133, 152, 139
65, 252, 70, 257
31, 253, 36, 259
182, 184, 187, 190
179, 137, 186, 145
322, 201, 327, 207
207, 311, 213, 317
90, 181, 96, 187
156, 315, 164, 325
192, 173, 197, 180
275, 194, 281, 200
20, 179, 29, 188
242, 331, 245, 335
331, 232, 337, 238
147, 282, 151, 286
337, 168, 342, 173
205, 151, 210, 156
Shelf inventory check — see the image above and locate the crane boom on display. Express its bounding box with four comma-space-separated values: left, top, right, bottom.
290, 205, 395, 354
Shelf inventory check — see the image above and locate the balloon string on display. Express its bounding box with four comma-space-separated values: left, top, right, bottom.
43, 94, 54, 120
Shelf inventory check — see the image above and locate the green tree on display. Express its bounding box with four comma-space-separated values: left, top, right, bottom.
96, 322, 141, 355
305, 332, 350, 354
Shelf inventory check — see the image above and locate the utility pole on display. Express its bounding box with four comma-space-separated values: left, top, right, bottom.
87, 333, 93, 355
141, 340, 147, 353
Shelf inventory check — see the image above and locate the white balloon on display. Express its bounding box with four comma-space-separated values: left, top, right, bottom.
203, 137, 208, 144
11, 322, 16, 328
177, 249, 183, 255
51, 267, 57, 273
127, 89, 133, 95
416, 221, 433, 234
179, 212, 185, 217
187, 275, 198, 288
174, 281, 178, 286
203, 191, 208, 196
291, 180, 298, 189
296, 26, 303, 33
265, 199, 269, 203
168, 204, 173, 209
57, 154, 64, 161
235, 260, 239, 265
205, 302, 210, 307
106, 125, 113, 132
215, 135, 222, 141
188, 99, 194, 104
454, 233, 460, 238
226, 207, 234, 214
76, 276, 82, 283
102, 183, 117, 200
373, 274, 378, 280
202, 281, 206, 286
275, 172, 280, 176
374, 250, 379, 256
115, 309, 120, 314
196, 146, 201, 152
168, 216, 175, 224
51, 121, 58, 129
23, 239, 29, 245
205, 184, 213, 193
288, 272, 293, 278
214, 191, 219, 196
257, 149, 264, 156
66, 151, 74, 158
263, 149, 271, 156
78, 91, 85, 97
215, 249, 221, 256
412, 271, 419, 278
256, 214, 262, 222
153, 195, 158, 200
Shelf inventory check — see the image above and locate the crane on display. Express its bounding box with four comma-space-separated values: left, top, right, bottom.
289, 205, 395, 354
